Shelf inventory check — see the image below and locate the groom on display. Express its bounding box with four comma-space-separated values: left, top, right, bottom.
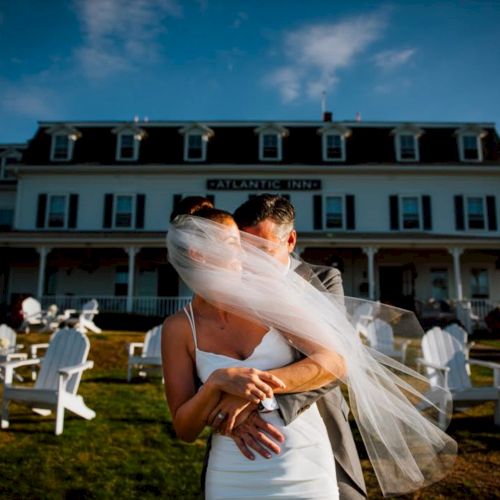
228, 194, 367, 499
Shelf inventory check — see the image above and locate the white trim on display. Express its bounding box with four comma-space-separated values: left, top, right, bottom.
399, 195, 422, 231
321, 132, 347, 162
323, 194, 346, 230
46, 194, 69, 229
112, 194, 136, 230
38, 120, 497, 128
458, 134, 483, 163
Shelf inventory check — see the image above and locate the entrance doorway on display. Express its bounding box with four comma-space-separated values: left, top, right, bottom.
379, 265, 415, 309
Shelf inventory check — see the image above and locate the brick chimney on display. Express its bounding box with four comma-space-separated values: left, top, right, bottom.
323, 111, 333, 122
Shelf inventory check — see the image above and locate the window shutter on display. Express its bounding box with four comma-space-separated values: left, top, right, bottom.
345, 195, 355, 230
136, 194, 145, 229
68, 194, 79, 229
206, 194, 215, 204
454, 195, 465, 230
103, 194, 113, 228
313, 195, 323, 230
389, 195, 399, 230
36, 194, 47, 228
486, 196, 497, 231
422, 195, 432, 230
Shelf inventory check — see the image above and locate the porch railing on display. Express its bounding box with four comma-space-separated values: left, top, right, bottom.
40, 295, 192, 317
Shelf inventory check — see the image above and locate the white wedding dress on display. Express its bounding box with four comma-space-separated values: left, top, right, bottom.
184, 304, 339, 500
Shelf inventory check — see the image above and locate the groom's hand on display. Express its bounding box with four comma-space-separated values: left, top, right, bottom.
231, 411, 285, 460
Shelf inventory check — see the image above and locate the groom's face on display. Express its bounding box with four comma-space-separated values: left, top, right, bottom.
241, 218, 297, 265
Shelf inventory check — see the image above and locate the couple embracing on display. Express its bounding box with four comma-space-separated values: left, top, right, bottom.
161, 194, 456, 499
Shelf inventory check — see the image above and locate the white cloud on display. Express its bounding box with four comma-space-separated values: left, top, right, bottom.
0, 84, 59, 117
74, 0, 182, 80
372, 48, 416, 70
232, 11, 248, 29
266, 14, 386, 102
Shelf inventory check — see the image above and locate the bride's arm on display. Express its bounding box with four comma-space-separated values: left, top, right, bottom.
161, 314, 285, 442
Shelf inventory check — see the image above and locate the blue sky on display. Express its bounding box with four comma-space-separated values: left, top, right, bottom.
1, 0, 499, 142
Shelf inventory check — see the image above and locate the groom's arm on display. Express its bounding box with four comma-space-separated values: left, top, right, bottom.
276, 266, 346, 425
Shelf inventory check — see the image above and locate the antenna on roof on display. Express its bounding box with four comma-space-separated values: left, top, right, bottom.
133, 115, 139, 123
355, 112, 362, 122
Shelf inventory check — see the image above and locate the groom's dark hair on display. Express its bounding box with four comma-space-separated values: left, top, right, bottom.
233, 194, 295, 230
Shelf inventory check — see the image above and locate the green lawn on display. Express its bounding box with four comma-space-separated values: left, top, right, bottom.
0, 332, 499, 499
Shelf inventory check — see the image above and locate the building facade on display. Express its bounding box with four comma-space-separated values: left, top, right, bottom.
1, 118, 499, 319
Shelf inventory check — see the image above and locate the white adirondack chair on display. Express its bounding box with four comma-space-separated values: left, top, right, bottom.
1, 328, 95, 435
0, 324, 27, 382
40, 304, 75, 333
19, 297, 45, 333
455, 301, 480, 334
363, 318, 411, 364
444, 323, 475, 373
75, 299, 102, 334
127, 325, 163, 382
418, 327, 500, 428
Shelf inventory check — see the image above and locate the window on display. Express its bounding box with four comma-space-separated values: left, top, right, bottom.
262, 134, 279, 160
401, 196, 420, 229
466, 197, 485, 229
103, 193, 144, 230
470, 268, 489, 298
325, 196, 344, 228
186, 134, 204, 160
114, 195, 134, 228
0, 154, 20, 179
115, 266, 129, 296
47, 195, 67, 228
51, 135, 70, 161
317, 194, 355, 230
398, 134, 417, 161
323, 134, 345, 161
430, 268, 448, 300
456, 127, 486, 162
462, 135, 480, 161
0, 208, 14, 229
117, 133, 137, 161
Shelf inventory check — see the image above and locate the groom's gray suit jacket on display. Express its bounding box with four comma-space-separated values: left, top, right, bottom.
279, 260, 367, 499
201, 261, 367, 499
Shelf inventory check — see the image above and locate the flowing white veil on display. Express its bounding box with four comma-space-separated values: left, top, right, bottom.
167, 215, 457, 497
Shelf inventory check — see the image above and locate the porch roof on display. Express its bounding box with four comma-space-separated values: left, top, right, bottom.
0, 230, 499, 250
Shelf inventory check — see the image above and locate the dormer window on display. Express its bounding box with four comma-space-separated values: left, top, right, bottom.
47, 125, 81, 162
391, 125, 423, 162
179, 123, 214, 162
455, 125, 486, 163
462, 135, 480, 161
317, 124, 351, 162
112, 124, 146, 162
255, 124, 288, 162
187, 133, 204, 160
0, 146, 23, 179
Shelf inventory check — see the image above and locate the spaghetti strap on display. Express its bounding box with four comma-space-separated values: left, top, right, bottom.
183, 303, 198, 349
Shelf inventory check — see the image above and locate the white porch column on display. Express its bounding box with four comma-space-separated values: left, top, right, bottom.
448, 247, 464, 300
36, 246, 50, 299
125, 247, 140, 313
362, 247, 378, 300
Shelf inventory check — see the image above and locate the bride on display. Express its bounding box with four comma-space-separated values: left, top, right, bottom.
162, 209, 456, 499
162, 208, 342, 499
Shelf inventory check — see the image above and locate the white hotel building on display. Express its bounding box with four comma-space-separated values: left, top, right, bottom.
0, 117, 499, 321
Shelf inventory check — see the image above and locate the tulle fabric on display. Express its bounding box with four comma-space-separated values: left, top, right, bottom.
166, 215, 457, 497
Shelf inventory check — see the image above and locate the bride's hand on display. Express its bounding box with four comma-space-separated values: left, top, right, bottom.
209, 367, 286, 404
207, 394, 254, 434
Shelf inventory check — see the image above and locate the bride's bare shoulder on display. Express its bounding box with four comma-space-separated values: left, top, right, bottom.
161, 310, 191, 343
